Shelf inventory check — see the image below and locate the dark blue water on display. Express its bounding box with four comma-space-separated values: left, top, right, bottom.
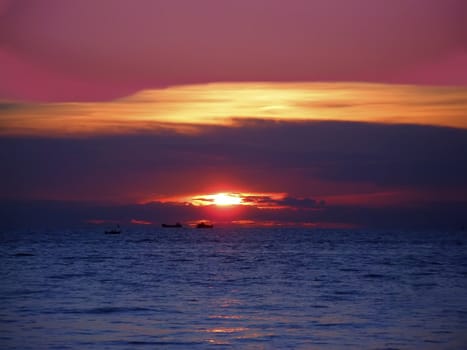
1, 228, 467, 349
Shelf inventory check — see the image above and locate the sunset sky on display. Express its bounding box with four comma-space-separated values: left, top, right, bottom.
1, 0, 467, 228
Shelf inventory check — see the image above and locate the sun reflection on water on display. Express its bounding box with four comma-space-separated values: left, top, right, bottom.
207, 327, 248, 333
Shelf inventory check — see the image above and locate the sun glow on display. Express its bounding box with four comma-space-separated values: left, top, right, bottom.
150, 191, 287, 207
212, 193, 243, 206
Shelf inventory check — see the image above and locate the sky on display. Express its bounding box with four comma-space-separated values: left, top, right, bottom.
1, 0, 467, 229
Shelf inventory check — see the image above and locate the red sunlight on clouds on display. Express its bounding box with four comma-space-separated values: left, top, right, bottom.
130, 219, 152, 225
151, 192, 292, 209
193, 193, 243, 207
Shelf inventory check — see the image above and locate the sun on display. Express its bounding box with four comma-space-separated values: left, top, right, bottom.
212, 193, 243, 206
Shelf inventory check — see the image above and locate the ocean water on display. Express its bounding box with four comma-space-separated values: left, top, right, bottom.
1, 228, 467, 349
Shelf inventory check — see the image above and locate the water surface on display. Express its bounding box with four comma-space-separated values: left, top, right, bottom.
1, 228, 467, 349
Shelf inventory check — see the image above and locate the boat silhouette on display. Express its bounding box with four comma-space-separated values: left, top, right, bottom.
105, 225, 121, 234
196, 222, 213, 229
161, 222, 183, 228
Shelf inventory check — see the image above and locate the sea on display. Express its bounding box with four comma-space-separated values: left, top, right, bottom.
1, 228, 467, 349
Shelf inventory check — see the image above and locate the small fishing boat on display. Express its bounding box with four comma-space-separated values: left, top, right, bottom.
105, 225, 121, 234
161, 222, 183, 228
196, 222, 213, 229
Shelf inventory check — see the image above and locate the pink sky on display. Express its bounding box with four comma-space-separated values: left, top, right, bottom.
1, 0, 466, 102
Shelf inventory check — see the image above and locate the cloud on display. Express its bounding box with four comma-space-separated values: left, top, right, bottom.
278, 197, 326, 209
2, 82, 467, 136
1, 120, 466, 205
2, 198, 466, 230
130, 219, 152, 225
241, 194, 325, 209
0, 102, 24, 111
1, 0, 466, 102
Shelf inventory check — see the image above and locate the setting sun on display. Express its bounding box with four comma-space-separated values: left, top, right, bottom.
212, 193, 243, 206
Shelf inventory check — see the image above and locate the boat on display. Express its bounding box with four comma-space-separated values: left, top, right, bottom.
196, 222, 213, 229
161, 222, 183, 228
105, 225, 121, 234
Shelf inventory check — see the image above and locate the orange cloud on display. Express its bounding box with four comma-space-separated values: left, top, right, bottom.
1, 82, 467, 137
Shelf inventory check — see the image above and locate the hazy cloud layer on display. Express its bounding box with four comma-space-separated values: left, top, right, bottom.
2, 121, 466, 205
1, 0, 466, 102
2, 199, 466, 230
